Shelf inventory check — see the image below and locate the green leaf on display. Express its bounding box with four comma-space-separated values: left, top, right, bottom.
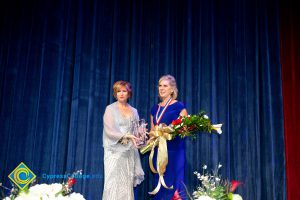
23, 185, 29, 194
228, 192, 233, 200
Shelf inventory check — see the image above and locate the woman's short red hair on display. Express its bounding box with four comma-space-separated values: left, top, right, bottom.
113, 80, 132, 99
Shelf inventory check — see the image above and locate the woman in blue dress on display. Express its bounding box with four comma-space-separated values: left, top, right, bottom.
150, 75, 188, 200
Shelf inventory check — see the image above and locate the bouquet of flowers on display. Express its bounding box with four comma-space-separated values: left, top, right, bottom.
1, 170, 85, 200
171, 112, 222, 138
191, 164, 242, 200
140, 111, 222, 154
139, 111, 222, 195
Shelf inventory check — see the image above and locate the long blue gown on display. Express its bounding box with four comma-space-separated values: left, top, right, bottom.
150, 101, 186, 200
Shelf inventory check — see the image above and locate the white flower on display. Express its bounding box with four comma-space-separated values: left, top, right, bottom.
192, 164, 242, 200
6, 183, 86, 200
195, 195, 216, 200
212, 124, 222, 134
69, 193, 85, 200
232, 194, 243, 200
203, 115, 209, 119
175, 125, 181, 129
202, 175, 208, 181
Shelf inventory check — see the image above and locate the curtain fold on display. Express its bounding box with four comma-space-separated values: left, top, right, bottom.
280, 0, 300, 199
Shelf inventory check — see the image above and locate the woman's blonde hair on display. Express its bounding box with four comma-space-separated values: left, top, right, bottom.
158, 74, 178, 99
113, 80, 132, 99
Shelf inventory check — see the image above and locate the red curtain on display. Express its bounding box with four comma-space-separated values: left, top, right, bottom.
280, 0, 300, 199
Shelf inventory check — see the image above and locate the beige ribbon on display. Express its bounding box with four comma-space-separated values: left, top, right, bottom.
142, 124, 174, 195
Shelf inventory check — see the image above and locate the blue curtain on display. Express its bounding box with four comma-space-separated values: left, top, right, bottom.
0, 0, 285, 199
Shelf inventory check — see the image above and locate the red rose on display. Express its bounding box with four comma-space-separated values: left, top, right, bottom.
230, 180, 242, 192
171, 190, 182, 200
172, 118, 182, 125
178, 127, 185, 134
188, 124, 196, 131
67, 177, 76, 188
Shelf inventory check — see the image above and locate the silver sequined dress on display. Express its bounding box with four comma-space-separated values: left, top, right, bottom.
102, 102, 144, 200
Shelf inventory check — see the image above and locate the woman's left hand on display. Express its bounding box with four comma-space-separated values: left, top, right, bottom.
123, 134, 140, 148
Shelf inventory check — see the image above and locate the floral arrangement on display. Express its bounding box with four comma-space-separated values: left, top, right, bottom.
191, 164, 242, 200
171, 112, 222, 138
139, 111, 222, 195
170, 164, 242, 200
3, 183, 85, 200
140, 111, 222, 154
1, 170, 85, 200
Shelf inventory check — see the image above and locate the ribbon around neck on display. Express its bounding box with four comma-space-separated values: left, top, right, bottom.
155, 98, 173, 125
146, 124, 174, 195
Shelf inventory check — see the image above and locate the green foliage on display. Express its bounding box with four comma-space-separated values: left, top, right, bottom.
171, 111, 214, 139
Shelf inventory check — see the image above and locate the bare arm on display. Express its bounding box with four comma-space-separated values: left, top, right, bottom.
180, 108, 188, 117
150, 115, 155, 132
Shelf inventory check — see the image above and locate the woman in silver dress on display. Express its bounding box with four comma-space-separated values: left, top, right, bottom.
102, 80, 144, 200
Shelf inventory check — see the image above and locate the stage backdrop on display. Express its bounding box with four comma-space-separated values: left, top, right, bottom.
0, 0, 286, 199
280, 0, 300, 199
